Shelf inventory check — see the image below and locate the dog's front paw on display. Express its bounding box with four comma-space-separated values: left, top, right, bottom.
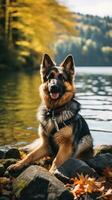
8, 161, 24, 172
49, 164, 57, 174
49, 168, 56, 174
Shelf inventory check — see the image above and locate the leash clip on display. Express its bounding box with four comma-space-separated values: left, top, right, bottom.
52, 110, 59, 132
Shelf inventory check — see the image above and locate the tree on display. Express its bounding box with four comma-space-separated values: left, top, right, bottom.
55, 13, 112, 66
0, 0, 76, 70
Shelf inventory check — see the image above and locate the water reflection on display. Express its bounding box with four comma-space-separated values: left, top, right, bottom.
0, 72, 41, 146
0, 68, 112, 146
76, 72, 112, 145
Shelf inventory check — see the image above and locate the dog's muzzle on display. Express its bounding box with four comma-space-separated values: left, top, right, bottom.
48, 79, 64, 100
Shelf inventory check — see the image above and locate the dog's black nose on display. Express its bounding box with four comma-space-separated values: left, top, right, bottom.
50, 84, 59, 93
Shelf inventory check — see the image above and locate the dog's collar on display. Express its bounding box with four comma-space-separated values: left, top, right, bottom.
46, 104, 67, 118
45, 98, 80, 132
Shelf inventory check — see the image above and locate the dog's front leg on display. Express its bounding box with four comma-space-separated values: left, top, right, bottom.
8, 134, 49, 171
49, 143, 72, 173
8, 124, 50, 172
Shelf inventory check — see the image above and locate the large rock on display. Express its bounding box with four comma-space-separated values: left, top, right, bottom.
55, 158, 97, 183
87, 153, 112, 175
13, 165, 74, 200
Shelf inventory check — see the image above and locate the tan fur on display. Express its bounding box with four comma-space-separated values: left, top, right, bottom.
9, 123, 73, 172
8, 79, 75, 173
54, 126, 73, 144
40, 81, 75, 109
49, 142, 73, 173
8, 54, 90, 173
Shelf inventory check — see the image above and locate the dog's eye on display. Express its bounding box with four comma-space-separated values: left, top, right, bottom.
47, 73, 55, 80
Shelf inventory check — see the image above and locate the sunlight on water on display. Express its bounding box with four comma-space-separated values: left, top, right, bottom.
76, 67, 112, 146
0, 67, 112, 147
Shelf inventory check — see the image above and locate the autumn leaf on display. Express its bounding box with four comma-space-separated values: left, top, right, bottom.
103, 189, 112, 199
66, 174, 103, 198
19, 150, 27, 159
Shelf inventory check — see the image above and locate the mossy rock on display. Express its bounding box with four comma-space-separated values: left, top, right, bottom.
13, 165, 74, 200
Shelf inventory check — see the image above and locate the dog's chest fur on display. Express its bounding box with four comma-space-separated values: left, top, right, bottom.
37, 105, 75, 155
37, 100, 80, 141
38, 107, 73, 134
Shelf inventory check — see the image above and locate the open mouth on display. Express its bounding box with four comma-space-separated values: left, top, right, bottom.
50, 92, 60, 100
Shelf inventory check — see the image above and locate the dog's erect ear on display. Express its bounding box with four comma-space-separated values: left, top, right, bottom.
41, 54, 55, 69
60, 55, 75, 75
40, 54, 55, 82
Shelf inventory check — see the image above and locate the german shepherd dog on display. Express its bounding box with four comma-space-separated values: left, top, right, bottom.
8, 54, 93, 173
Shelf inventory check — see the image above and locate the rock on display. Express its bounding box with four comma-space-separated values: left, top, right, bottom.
9, 165, 29, 178
13, 165, 74, 200
55, 158, 98, 183
94, 145, 112, 156
0, 150, 5, 159
54, 170, 71, 184
0, 164, 5, 176
4, 170, 10, 178
0, 196, 10, 200
87, 153, 112, 175
2, 158, 17, 169
5, 148, 21, 159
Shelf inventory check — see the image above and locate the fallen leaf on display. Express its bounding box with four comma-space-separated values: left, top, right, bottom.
66, 174, 103, 198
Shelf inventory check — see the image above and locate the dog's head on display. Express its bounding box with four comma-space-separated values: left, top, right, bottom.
40, 54, 75, 109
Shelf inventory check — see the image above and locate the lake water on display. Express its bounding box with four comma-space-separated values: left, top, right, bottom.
0, 67, 112, 147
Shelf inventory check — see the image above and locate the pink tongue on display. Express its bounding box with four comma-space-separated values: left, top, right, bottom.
50, 92, 59, 100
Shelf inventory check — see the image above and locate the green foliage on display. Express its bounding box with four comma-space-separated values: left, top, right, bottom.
55, 13, 112, 66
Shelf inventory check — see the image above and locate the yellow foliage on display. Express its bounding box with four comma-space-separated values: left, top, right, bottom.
16, 41, 31, 48
102, 46, 112, 53
19, 51, 30, 56
10, 0, 76, 56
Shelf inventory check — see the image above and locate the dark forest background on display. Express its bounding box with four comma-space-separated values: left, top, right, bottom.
55, 13, 112, 66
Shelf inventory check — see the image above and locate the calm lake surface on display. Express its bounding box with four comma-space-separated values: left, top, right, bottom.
0, 67, 112, 147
